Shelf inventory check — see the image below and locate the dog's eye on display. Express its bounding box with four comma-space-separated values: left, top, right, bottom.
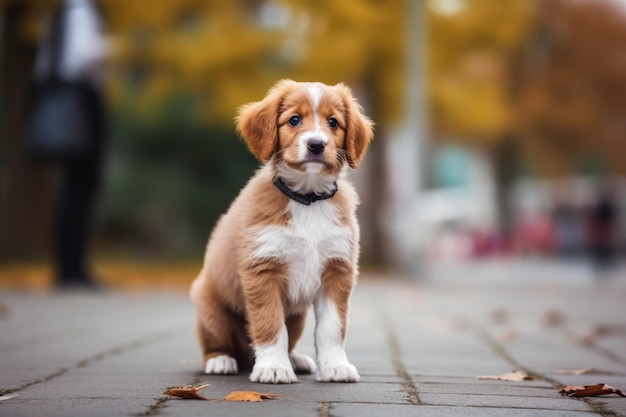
328, 118, 338, 129
288, 115, 301, 126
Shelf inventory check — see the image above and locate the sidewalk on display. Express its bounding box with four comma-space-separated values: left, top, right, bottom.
1, 261, 625, 416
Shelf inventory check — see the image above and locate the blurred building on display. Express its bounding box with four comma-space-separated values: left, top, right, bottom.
418, 144, 497, 260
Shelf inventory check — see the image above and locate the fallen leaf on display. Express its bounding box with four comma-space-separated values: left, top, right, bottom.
590, 323, 626, 338
555, 368, 625, 376
544, 309, 565, 327
498, 331, 520, 343
491, 308, 510, 325
571, 333, 597, 346
223, 391, 280, 402
477, 370, 535, 381
0, 304, 9, 319
0, 394, 18, 401
573, 323, 626, 345
560, 384, 626, 397
163, 383, 211, 400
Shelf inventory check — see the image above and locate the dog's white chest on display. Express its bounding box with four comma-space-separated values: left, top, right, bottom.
252, 200, 353, 306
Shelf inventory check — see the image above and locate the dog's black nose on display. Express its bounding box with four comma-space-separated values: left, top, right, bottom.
307, 139, 325, 156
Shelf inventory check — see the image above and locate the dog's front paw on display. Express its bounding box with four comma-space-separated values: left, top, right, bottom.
204, 354, 238, 375
289, 352, 317, 374
317, 362, 360, 383
250, 363, 298, 384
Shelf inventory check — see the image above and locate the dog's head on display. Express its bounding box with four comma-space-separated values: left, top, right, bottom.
236, 80, 374, 174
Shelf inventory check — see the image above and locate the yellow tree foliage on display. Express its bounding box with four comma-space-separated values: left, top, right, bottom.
428, 0, 536, 143
102, 0, 403, 124
101, 0, 284, 122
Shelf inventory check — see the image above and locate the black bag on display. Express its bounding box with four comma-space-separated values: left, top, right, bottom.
26, 80, 96, 161
25, 2, 95, 161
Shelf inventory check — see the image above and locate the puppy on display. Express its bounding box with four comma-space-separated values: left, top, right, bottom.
190, 79, 374, 384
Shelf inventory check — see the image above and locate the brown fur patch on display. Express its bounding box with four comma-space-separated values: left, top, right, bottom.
195, 287, 253, 369
335, 84, 375, 169
321, 259, 356, 339
236, 81, 297, 163
241, 260, 288, 346
286, 312, 308, 352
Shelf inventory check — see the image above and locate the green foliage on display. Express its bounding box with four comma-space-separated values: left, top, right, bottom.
99, 94, 257, 258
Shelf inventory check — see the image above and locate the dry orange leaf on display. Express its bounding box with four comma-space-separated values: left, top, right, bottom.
498, 331, 520, 343
590, 323, 626, 338
223, 391, 280, 402
560, 384, 626, 397
163, 383, 211, 400
0, 304, 9, 319
477, 370, 535, 382
544, 309, 565, 327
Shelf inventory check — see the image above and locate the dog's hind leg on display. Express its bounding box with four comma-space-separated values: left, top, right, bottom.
196, 295, 241, 375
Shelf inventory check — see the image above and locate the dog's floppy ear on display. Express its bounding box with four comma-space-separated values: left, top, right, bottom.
337, 84, 375, 169
236, 80, 293, 163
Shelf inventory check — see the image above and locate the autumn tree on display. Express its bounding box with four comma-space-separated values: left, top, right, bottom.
512, 0, 626, 176
0, 1, 58, 260
428, 0, 535, 143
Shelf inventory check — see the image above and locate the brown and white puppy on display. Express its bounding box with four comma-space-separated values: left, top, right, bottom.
190, 79, 374, 384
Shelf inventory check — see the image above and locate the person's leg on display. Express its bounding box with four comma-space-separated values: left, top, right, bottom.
55, 158, 99, 286
54, 92, 105, 288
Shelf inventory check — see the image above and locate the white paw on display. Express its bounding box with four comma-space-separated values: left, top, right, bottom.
204, 354, 238, 375
317, 362, 360, 382
289, 352, 317, 374
249, 363, 298, 384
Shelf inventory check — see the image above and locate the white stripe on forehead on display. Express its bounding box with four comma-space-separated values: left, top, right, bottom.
307, 84, 323, 130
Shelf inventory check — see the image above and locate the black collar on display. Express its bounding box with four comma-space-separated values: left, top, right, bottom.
273, 177, 338, 206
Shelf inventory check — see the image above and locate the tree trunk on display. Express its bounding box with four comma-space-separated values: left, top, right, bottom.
353, 132, 386, 268
492, 136, 518, 239
0, 4, 56, 261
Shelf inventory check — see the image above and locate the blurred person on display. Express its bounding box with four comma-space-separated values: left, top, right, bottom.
552, 189, 584, 259
587, 185, 619, 277
513, 212, 555, 257
27, 0, 108, 289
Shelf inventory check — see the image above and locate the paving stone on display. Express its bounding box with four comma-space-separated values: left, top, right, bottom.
330, 403, 598, 417
419, 392, 593, 412
170, 399, 321, 417
416, 381, 558, 397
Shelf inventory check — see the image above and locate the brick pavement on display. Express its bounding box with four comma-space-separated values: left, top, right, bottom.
1, 260, 625, 416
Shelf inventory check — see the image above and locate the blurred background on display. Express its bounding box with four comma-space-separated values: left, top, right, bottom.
1, 0, 625, 290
